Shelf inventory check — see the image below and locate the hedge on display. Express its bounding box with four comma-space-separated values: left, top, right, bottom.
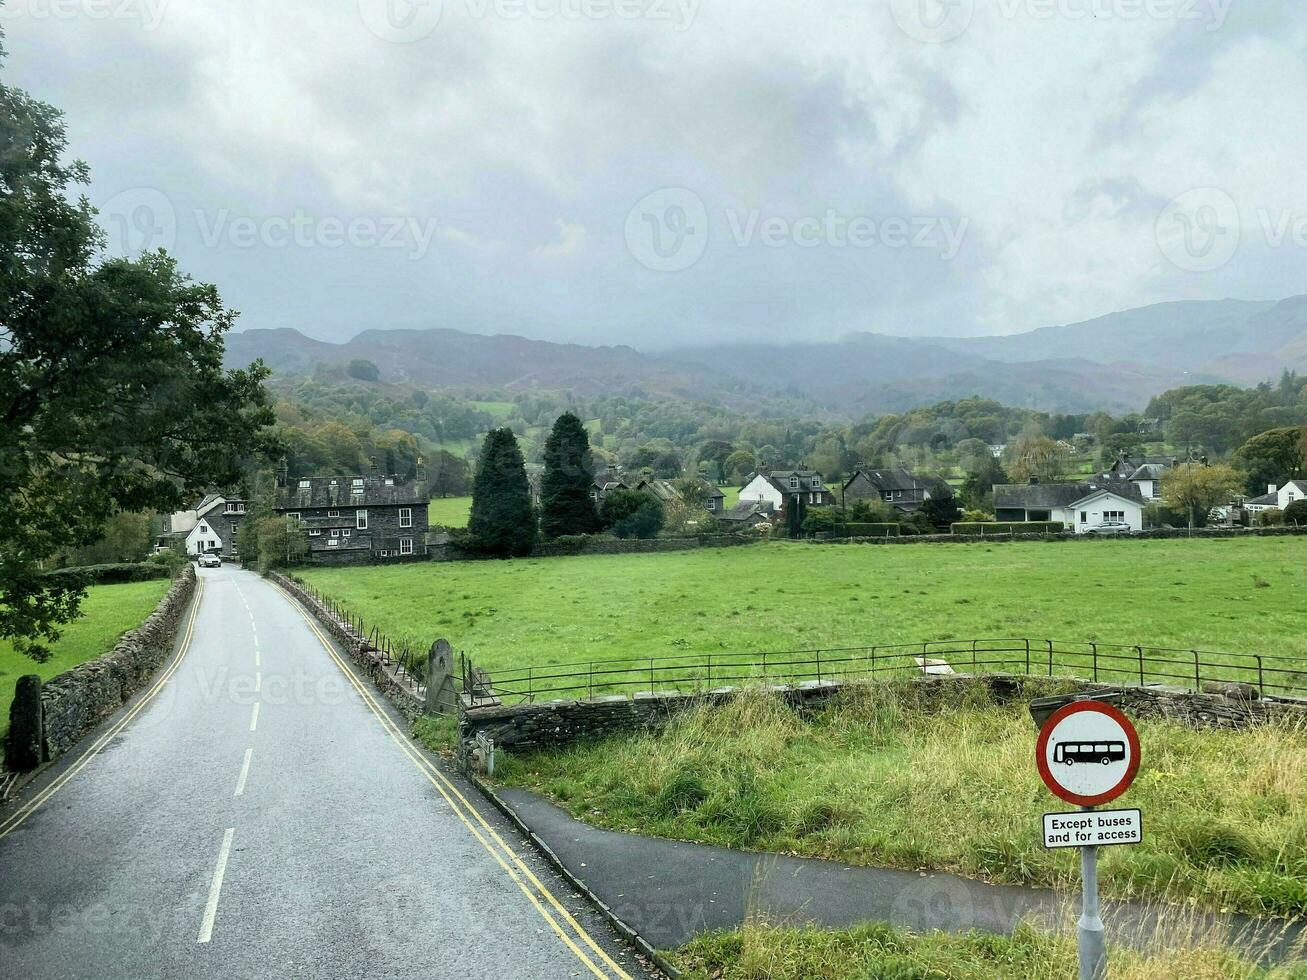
43, 562, 174, 585
950, 522, 1066, 535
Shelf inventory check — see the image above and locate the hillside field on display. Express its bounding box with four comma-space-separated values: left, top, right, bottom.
297, 537, 1307, 678
0, 578, 172, 737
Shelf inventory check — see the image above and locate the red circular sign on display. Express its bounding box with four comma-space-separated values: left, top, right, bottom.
1036, 700, 1140, 807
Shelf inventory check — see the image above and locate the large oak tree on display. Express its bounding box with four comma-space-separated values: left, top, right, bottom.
1, 46, 275, 660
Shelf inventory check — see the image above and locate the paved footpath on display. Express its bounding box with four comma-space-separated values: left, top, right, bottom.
0, 565, 646, 980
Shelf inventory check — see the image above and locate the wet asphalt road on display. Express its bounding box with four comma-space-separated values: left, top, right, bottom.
0, 565, 645, 980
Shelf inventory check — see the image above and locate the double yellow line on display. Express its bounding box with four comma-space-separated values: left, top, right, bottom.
0, 578, 205, 840
270, 580, 632, 980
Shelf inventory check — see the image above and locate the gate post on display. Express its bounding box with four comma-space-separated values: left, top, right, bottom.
425, 639, 456, 715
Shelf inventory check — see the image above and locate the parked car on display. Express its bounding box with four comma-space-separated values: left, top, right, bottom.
198, 553, 222, 568
1084, 521, 1132, 536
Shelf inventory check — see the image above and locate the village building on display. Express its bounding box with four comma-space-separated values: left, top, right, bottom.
840, 467, 954, 514
274, 471, 429, 564
993, 479, 1145, 533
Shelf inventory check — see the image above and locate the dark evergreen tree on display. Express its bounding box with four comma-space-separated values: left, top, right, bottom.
600, 490, 664, 539
919, 485, 963, 529
468, 428, 536, 556
540, 412, 601, 538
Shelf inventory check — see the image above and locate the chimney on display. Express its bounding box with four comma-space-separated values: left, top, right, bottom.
369, 455, 378, 472
1269, 483, 1278, 495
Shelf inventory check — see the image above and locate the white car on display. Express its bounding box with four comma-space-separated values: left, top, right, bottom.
1084, 521, 1133, 536
197, 553, 222, 568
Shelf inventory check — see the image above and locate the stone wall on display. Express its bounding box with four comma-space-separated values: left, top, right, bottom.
268, 571, 426, 721
813, 524, 1307, 546
430, 533, 757, 563
461, 673, 1307, 755
40, 565, 197, 762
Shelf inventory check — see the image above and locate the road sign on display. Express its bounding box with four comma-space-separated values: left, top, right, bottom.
1035, 700, 1140, 807
1043, 809, 1142, 849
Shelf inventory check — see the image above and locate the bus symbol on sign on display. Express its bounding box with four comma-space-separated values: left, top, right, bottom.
1054, 741, 1126, 766
1036, 701, 1140, 807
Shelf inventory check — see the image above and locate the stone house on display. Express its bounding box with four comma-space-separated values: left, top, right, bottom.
275, 472, 429, 564
841, 467, 953, 514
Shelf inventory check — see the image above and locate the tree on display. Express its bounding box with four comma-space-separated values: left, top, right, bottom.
539, 412, 602, 538
1234, 427, 1305, 496
696, 440, 734, 483
1005, 436, 1069, 484
0, 55, 275, 661
919, 489, 962, 530
1283, 500, 1307, 527
346, 359, 380, 382
959, 457, 1008, 511
467, 428, 536, 556
427, 450, 471, 498
600, 489, 664, 539
241, 516, 308, 571
65, 511, 151, 565
723, 449, 757, 483
1160, 463, 1243, 530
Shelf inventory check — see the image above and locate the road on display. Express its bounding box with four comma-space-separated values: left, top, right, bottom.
0, 565, 645, 980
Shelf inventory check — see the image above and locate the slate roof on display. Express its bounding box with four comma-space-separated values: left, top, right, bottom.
275, 474, 427, 510
994, 480, 1143, 510
636, 477, 723, 503
718, 500, 776, 523
845, 467, 953, 497
763, 470, 825, 494
1244, 491, 1278, 506
1129, 463, 1168, 481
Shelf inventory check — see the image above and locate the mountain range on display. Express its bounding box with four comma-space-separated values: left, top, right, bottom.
223, 294, 1307, 417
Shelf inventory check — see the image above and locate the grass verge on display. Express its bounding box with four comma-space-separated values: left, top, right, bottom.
672, 921, 1307, 980
494, 683, 1307, 917
0, 578, 173, 737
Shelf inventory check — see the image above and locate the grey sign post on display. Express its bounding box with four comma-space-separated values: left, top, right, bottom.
1034, 699, 1142, 980
1077, 808, 1106, 980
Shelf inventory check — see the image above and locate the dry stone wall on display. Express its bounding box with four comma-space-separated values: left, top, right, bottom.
40, 565, 197, 762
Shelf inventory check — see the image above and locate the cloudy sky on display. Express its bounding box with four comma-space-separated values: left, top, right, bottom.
3, 0, 1305, 348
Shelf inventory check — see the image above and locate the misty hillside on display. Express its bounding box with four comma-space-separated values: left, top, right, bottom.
224, 294, 1307, 416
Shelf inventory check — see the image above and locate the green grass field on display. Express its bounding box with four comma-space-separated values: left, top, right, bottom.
298, 538, 1307, 682
427, 495, 472, 528
0, 578, 172, 736
494, 684, 1307, 917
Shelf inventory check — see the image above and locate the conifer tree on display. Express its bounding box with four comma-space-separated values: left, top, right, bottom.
540, 412, 602, 538
468, 428, 536, 556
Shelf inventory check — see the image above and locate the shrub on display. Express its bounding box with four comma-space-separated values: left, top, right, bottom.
1257, 507, 1284, 527
43, 562, 172, 585
652, 770, 710, 817
1283, 500, 1307, 526
950, 522, 1066, 535
601, 489, 665, 539
147, 550, 188, 575
800, 508, 839, 535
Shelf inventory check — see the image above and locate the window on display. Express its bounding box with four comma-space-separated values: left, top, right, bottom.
328, 509, 339, 517
298, 479, 310, 489
706, 499, 716, 511
789, 476, 798, 489
231, 522, 239, 537
357, 509, 368, 530
399, 507, 412, 528
884, 492, 893, 501
342, 529, 351, 537
400, 537, 414, 555
327, 538, 338, 547
385, 478, 394, 487
811, 477, 820, 488
1080, 511, 1088, 523
309, 529, 321, 537
330, 529, 340, 538
351, 478, 365, 495
1104, 510, 1125, 522
286, 513, 300, 525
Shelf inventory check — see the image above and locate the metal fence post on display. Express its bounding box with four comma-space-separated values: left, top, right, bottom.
1136, 646, 1144, 686
1091, 642, 1098, 682
1047, 640, 1054, 677
1256, 655, 1265, 697
816, 649, 823, 684
1192, 650, 1200, 690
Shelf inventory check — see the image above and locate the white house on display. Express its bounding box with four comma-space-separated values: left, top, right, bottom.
739, 470, 834, 509
167, 493, 246, 555
185, 518, 223, 555
1127, 462, 1167, 501
1068, 487, 1145, 534
1274, 481, 1307, 510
